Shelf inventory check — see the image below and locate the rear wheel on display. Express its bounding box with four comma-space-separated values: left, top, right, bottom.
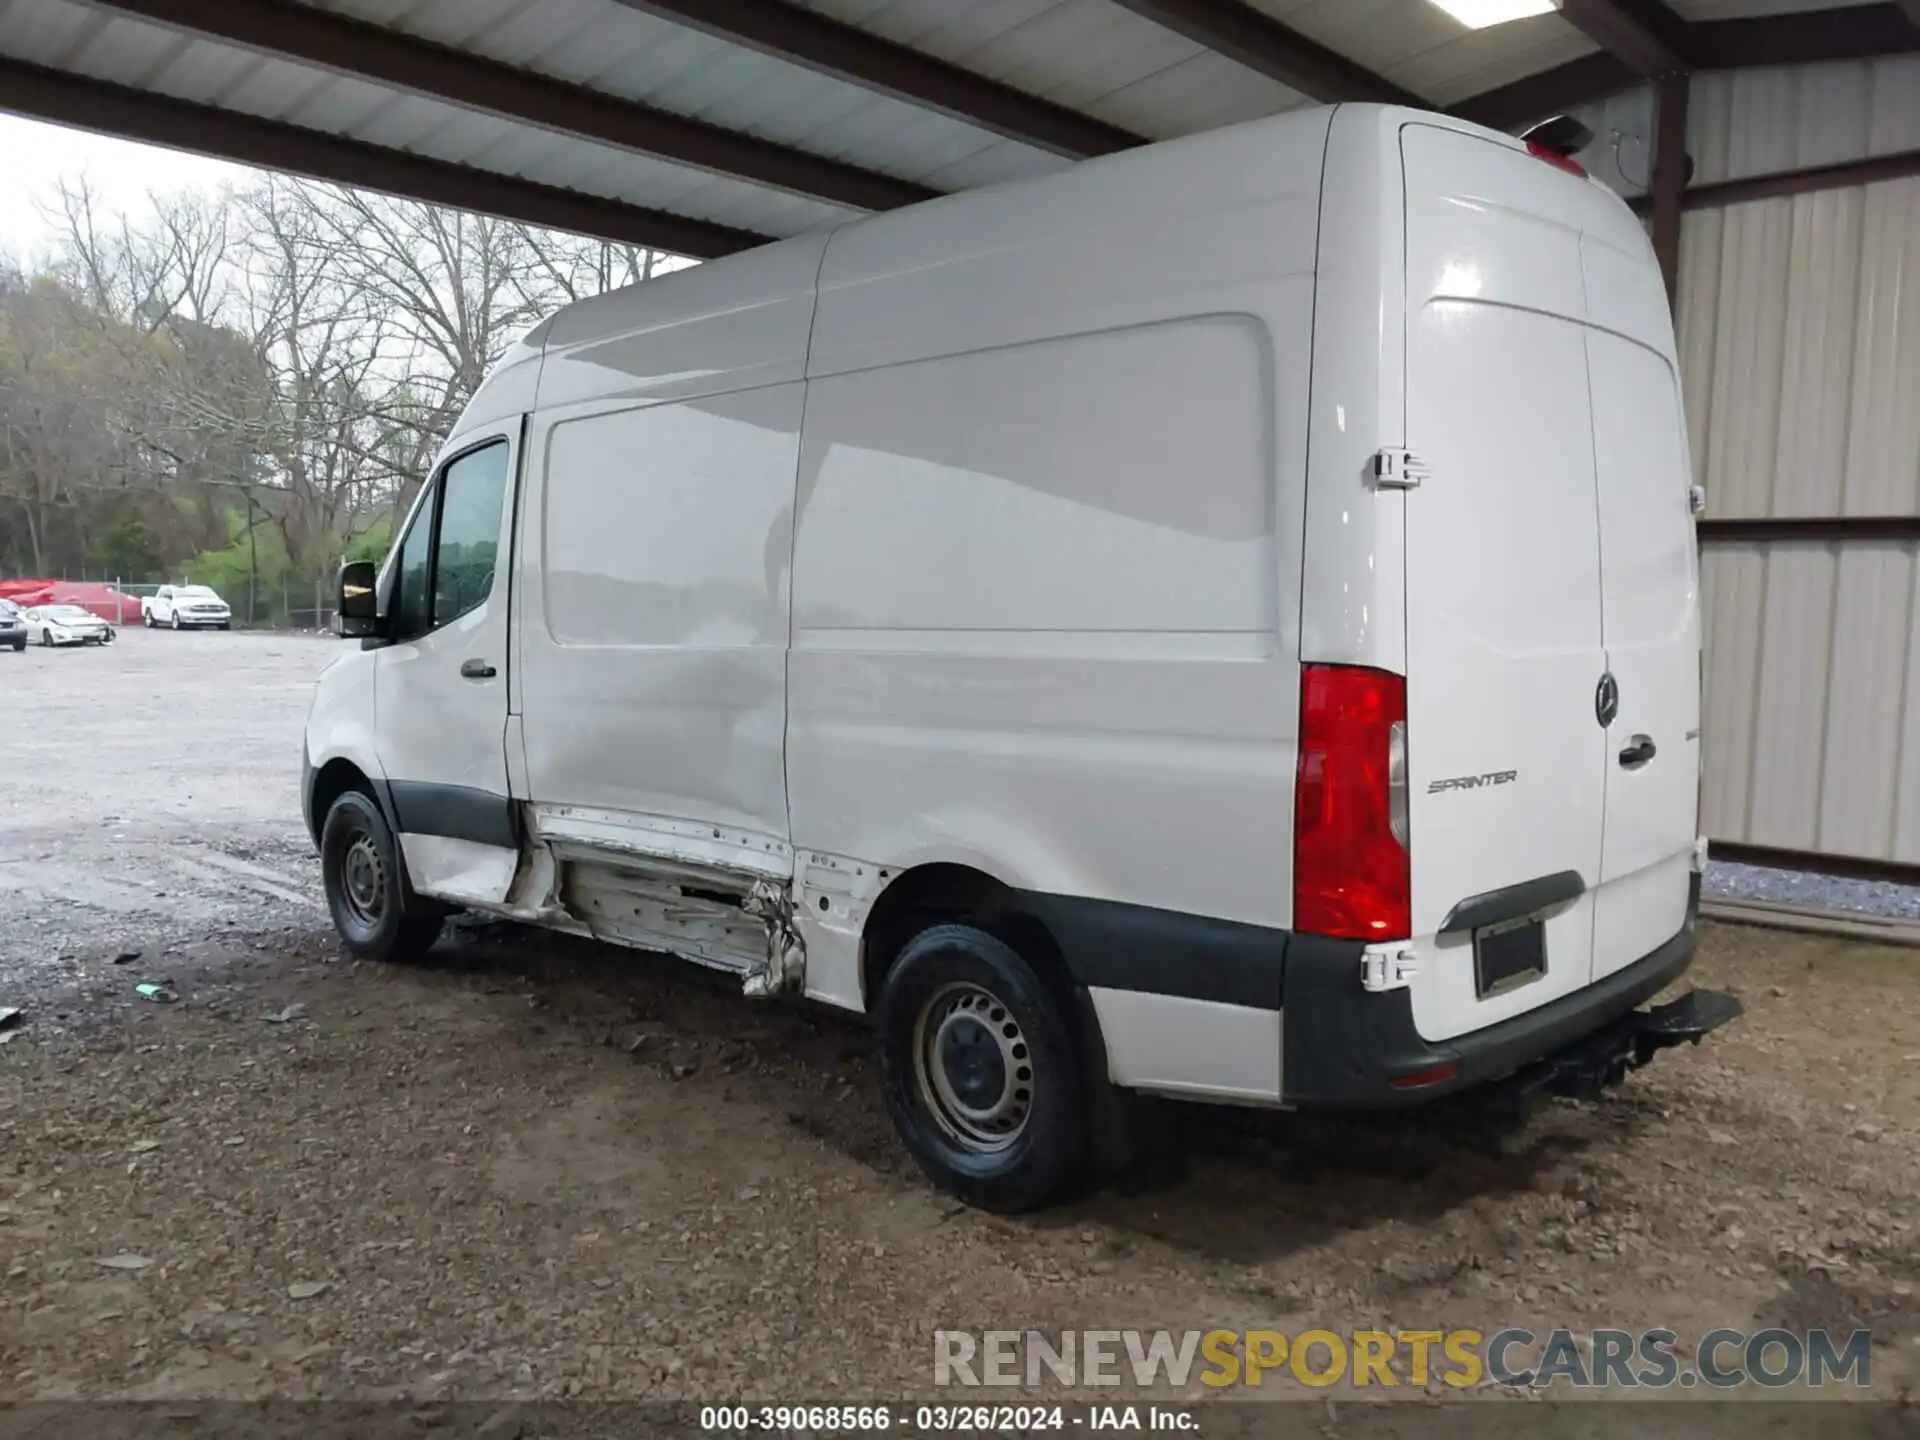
144, 612, 155, 628
320, 789, 444, 962
876, 922, 1085, 1212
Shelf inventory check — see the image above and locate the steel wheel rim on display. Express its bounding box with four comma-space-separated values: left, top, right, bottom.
338, 829, 387, 931
912, 981, 1034, 1152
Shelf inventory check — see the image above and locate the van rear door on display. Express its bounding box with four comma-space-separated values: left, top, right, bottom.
1583, 241, 1702, 980
1398, 123, 1610, 1044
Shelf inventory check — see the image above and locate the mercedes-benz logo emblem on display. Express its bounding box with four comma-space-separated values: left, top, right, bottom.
1596, 672, 1619, 728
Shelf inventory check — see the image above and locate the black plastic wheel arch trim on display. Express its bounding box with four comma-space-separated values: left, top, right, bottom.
1015, 890, 1287, 1010
386, 780, 519, 849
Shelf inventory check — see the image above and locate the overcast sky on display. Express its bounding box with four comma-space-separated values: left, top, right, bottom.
0, 113, 253, 265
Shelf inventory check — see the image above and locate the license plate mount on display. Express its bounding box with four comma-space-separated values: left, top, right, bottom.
1474, 917, 1546, 999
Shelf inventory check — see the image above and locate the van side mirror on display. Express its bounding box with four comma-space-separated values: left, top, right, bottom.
336, 560, 383, 639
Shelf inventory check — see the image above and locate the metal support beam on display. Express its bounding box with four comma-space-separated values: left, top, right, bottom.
1650, 72, 1689, 308
1626, 146, 1920, 215
76, 0, 937, 214
1556, 0, 1694, 76
609, 0, 1141, 159
0, 58, 771, 257
1692, 2, 1919, 66
1699, 516, 1920, 543
1452, 5, 1917, 133
1103, 0, 1421, 104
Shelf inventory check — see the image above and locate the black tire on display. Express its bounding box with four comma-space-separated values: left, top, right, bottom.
9, 638, 22, 652
876, 922, 1085, 1213
170, 613, 181, 631
144, 612, 155, 628
218, 622, 231, 631
320, 789, 444, 961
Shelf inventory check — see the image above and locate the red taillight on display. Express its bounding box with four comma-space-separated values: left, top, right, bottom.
1526, 140, 1588, 178
1294, 664, 1410, 942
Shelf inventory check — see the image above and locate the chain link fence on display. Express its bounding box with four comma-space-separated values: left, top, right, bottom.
26, 574, 336, 632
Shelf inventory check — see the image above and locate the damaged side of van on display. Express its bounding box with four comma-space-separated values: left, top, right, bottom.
303, 102, 1739, 1212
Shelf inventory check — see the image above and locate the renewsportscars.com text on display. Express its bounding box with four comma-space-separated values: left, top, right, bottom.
933, 1327, 1871, 1391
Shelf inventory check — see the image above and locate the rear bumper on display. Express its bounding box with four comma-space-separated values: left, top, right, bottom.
1282, 873, 1705, 1106
1029, 874, 1724, 1109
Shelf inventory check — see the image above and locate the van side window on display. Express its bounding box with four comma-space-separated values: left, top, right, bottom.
431, 442, 510, 627
390, 488, 436, 643
389, 438, 510, 644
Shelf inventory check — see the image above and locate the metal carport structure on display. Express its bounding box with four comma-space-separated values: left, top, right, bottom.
2, 0, 1918, 881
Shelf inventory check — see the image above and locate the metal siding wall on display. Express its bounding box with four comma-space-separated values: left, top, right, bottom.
1682, 59, 1920, 864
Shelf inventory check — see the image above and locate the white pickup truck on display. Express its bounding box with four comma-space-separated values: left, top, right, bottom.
143, 584, 232, 630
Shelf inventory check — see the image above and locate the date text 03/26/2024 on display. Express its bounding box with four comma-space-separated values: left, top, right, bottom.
700, 1405, 1191, 1432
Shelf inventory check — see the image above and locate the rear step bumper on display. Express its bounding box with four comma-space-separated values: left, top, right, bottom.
1523, 986, 1743, 1101
1283, 874, 1738, 1105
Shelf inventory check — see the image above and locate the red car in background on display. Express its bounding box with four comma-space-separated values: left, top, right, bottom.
0, 580, 144, 625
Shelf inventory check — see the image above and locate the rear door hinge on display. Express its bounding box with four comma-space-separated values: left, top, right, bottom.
1374, 448, 1428, 490
1361, 945, 1420, 993
1689, 484, 1707, 516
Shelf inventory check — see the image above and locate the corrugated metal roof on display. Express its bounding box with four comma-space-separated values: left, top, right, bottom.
789, 0, 1315, 136
317, 0, 1073, 192
1, 0, 1909, 252
0, 0, 866, 236
1244, 0, 1599, 105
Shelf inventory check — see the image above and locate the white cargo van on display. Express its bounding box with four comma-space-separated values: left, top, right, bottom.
304, 103, 1739, 1211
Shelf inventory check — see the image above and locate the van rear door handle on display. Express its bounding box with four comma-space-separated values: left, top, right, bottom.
1619, 734, 1656, 769
459, 658, 496, 680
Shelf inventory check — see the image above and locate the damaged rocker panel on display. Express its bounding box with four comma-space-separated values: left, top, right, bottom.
513, 803, 811, 997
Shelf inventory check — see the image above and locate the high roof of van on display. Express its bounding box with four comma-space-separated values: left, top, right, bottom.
453, 103, 1643, 435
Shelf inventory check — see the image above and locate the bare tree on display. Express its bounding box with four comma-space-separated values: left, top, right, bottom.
1, 165, 695, 595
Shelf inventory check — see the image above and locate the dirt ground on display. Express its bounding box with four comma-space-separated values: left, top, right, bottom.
1, 630, 1916, 1411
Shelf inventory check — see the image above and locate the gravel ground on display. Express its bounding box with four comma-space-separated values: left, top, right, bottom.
1, 631, 1917, 1412
1704, 861, 1920, 921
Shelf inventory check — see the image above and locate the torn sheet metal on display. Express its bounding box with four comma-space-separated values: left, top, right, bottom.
742, 879, 806, 998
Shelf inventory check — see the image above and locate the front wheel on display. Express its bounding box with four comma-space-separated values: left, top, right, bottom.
39, 629, 51, 647
9, 638, 23, 652
876, 922, 1086, 1213
320, 790, 444, 962
170, 613, 181, 631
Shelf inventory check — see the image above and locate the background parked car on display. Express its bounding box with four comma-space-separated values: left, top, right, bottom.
26, 604, 114, 647
0, 581, 140, 624
0, 599, 27, 652
143, 585, 233, 630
